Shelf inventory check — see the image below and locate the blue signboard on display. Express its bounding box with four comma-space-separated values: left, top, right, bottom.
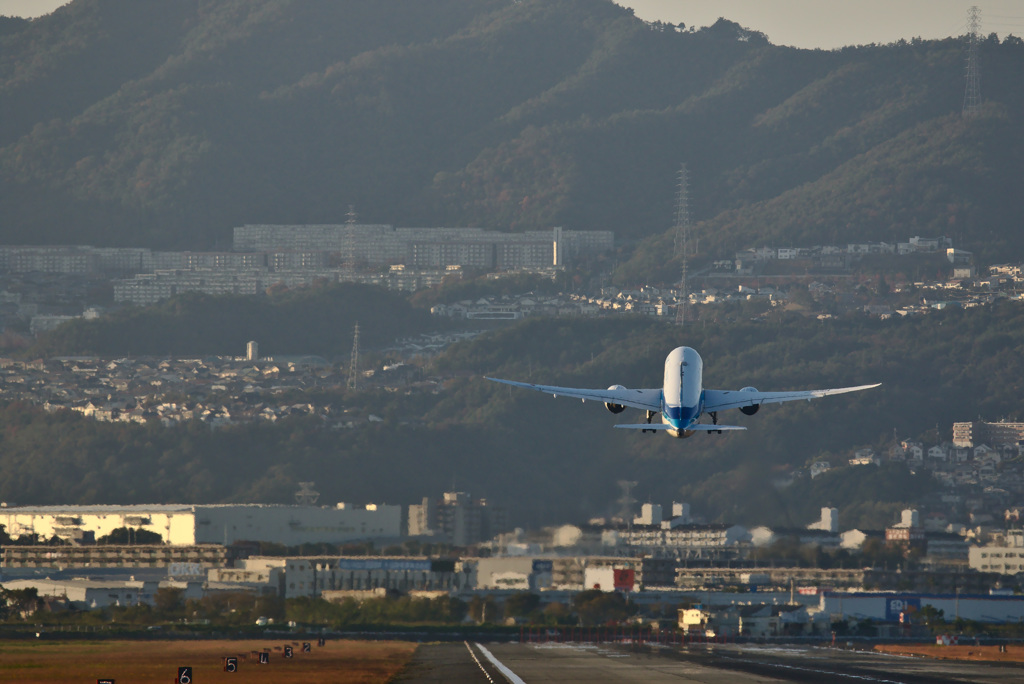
532, 560, 553, 573
884, 597, 920, 622
336, 559, 432, 572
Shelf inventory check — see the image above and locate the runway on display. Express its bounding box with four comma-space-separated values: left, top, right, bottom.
394, 641, 1024, 684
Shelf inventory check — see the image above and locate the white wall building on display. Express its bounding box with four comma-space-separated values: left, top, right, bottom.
0, 577, 200, 610
0, 503, 402, 547
969, 532, 1024, 574
634, 503, 662, 526
472, 557, 553, 592
807, 507, 839, 533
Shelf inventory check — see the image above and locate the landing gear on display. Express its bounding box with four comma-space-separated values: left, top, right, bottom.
710, 411, 722, 435
643, 410, 657, 434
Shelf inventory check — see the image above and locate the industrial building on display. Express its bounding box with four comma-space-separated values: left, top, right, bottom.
1, 544, 229, 569
0, 577, 168, 610
6, 224, 614, 305
819, 591, 1024, 624
464, 555, 675, 593
206, 555, 471, 599
0, 503, 402, 547
232, 224, 614, 270
309, 556, 467, 598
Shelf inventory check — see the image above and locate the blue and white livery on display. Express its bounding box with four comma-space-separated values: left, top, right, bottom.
487, 346, 879, 438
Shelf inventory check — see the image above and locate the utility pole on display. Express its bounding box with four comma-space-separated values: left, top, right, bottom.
963, 6, 981, 117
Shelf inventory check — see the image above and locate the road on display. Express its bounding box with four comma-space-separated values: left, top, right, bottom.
395, 641, 1024, 684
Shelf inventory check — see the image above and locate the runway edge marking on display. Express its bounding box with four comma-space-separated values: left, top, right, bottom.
464, 641, 496, 683
474, 642, 528, 684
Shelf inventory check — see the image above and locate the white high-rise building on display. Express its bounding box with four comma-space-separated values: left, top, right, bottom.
807, 507, 839, 533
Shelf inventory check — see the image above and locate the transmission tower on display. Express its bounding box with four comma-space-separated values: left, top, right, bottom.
963, 6, 981, 117
344, 204, 358, 271
347, 322, 360, 390
673, 163, 691, 326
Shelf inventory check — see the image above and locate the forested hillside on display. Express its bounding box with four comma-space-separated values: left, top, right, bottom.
26, 282, 433, 358
7, 303, 1024, 530
1, 0, 1022, 266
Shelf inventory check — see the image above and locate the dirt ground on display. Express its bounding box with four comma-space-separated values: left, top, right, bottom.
0, 638, 417, 683
874, 642, 1024, 663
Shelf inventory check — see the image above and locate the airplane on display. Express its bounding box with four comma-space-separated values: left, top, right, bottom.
486, 346, 879, 438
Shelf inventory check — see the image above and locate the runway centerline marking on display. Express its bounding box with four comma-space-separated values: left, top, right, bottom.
475, 643, 527, 684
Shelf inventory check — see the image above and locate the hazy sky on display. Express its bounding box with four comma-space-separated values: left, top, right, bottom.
2, 0, 1023, 50
0, 0, 64, 17
619, 1, 1024, 49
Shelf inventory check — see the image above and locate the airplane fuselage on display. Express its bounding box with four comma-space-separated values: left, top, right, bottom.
662, 346, 703, 437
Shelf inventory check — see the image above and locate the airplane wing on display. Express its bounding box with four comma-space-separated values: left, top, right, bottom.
703, 383, 881, 413
486, 377, 662, 412
614, 423, 746, 431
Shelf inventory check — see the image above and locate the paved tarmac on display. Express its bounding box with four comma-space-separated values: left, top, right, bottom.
663, 643, 1024, 684
395, 641, 1024, 684
392, 642, 499, 683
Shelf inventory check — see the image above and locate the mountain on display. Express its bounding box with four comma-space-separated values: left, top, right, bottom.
1, 0, 1021, 266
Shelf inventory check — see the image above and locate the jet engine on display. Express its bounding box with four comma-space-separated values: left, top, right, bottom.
738, 386, 760, 415
604, 384, 627, 414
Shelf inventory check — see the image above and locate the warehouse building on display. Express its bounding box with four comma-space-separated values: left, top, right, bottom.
213, 556, 470, 599
0, 503, 402, 547
2, 544, 229, 569
819, 591, 1024, 623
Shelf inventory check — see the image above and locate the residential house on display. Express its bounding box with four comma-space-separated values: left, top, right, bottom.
901, 441, 925, 464
810, 461, 831, 479
927, 444, 950, 464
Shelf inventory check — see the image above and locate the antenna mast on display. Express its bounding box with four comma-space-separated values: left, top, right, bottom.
673, 163, 691, 326
347, 322, 360, 390
963, 6, 981, 117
